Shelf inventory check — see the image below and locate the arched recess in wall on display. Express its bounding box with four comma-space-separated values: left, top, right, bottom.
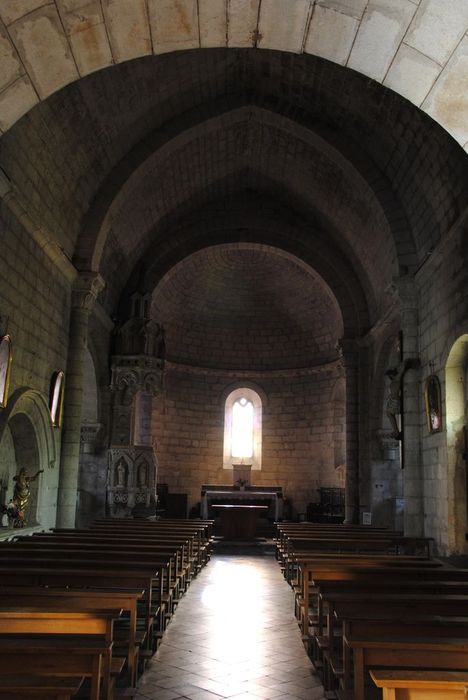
445, 333, 468, 554
222, 384, 265, 471
0, 388, 56, 526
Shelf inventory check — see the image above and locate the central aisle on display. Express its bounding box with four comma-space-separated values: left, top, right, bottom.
136, 554, 326, 700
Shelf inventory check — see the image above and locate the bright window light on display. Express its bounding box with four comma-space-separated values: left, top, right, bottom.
231, 397, 254, 458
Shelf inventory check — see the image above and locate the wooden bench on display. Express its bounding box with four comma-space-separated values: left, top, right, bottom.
0, 604, 121, 700
347, 633, 468, 700
0, 543, 182, 611
0, 562, 162, 651
295, 557, 443, 636
0, 674, 84, 700
0, 517, 213, 698
370, 669, 468, 699
327, 596, 468, 694
0, 586, 144, 686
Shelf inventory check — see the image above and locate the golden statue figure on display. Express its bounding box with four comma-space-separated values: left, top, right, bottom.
13, 468, 43, 523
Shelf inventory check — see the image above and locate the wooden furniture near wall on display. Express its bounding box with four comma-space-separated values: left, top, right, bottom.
370, 670, 468, 699
275, 521, 468, 700
0, 518, 213, 699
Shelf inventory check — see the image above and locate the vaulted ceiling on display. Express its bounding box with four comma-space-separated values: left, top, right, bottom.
0, 1, 467, 150
151, 244, 343, 370
0, 43, 467, 348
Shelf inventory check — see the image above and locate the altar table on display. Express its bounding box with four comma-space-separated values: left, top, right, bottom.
212, 504, 268, 540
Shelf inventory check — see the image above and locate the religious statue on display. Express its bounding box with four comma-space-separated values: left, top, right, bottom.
12, 468, 43, 525
385, 358, 420, 440
115, 459, 127, 487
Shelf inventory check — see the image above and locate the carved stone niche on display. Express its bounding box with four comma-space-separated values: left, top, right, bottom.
107, 446, 158, 518
114, 316, 165, 359
110, 356, 164, 445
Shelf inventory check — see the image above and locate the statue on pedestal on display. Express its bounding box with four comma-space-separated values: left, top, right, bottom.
11, 468, 43, 526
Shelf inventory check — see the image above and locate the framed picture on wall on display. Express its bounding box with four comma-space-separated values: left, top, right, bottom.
49, 370, 65, 427
0, 335, 12, 408
425, 374, 442, 434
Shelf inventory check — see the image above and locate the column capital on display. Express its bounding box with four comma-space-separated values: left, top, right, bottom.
72, 271, 105, 311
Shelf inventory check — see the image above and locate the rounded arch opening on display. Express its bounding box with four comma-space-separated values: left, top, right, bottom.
445, 333, 468, 553
0, 388, 56, 528
223, 386, 263, 472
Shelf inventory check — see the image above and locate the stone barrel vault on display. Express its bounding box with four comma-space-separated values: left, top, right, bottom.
0, 0, 467, 150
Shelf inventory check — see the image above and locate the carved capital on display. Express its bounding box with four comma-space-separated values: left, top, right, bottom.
72, 272, 105, 311
112, 368, 140, 396
111, 356, 164, 397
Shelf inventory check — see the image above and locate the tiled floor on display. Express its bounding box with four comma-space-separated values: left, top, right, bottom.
135, 554, 325, 700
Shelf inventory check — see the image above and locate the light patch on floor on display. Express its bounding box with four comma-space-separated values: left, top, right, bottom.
135, 554, 325, 700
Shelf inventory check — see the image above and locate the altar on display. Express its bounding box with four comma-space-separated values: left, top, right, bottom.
201, 485, 283, 520
212, 504, 268, 540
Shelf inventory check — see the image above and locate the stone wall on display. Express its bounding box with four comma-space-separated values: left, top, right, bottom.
152, 362, 344, 517
0, 201, 70, 529
417, 212, 468, 553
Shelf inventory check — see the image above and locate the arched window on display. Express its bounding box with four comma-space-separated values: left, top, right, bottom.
223, 387, 262, 470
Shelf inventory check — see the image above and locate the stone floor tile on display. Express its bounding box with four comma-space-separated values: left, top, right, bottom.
137, 555, 324, 700
184, 691, 225, 700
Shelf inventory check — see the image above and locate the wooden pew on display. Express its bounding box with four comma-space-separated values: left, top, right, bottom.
0, 607, 121, 700
347, 632, 468, 700
88, 521, 213, 569
26, 532, 194, 593
370, 669, 468, 699
49, 524, 210, 576
2, 540, 184, 607
332, 596, 468, 692
0, 561, 162, 651
0, 518, 213, 697
295, 557, 442, 636
0, 675, 84, 700
0, 586, 144, 686
302, 564, 468, 691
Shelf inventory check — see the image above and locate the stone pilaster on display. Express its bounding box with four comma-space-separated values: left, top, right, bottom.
340, 339, 360, 524
56, 272, 105, 527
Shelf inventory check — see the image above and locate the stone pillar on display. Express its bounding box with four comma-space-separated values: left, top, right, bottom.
341, 339, 360, 524
56, 272, 104, 527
